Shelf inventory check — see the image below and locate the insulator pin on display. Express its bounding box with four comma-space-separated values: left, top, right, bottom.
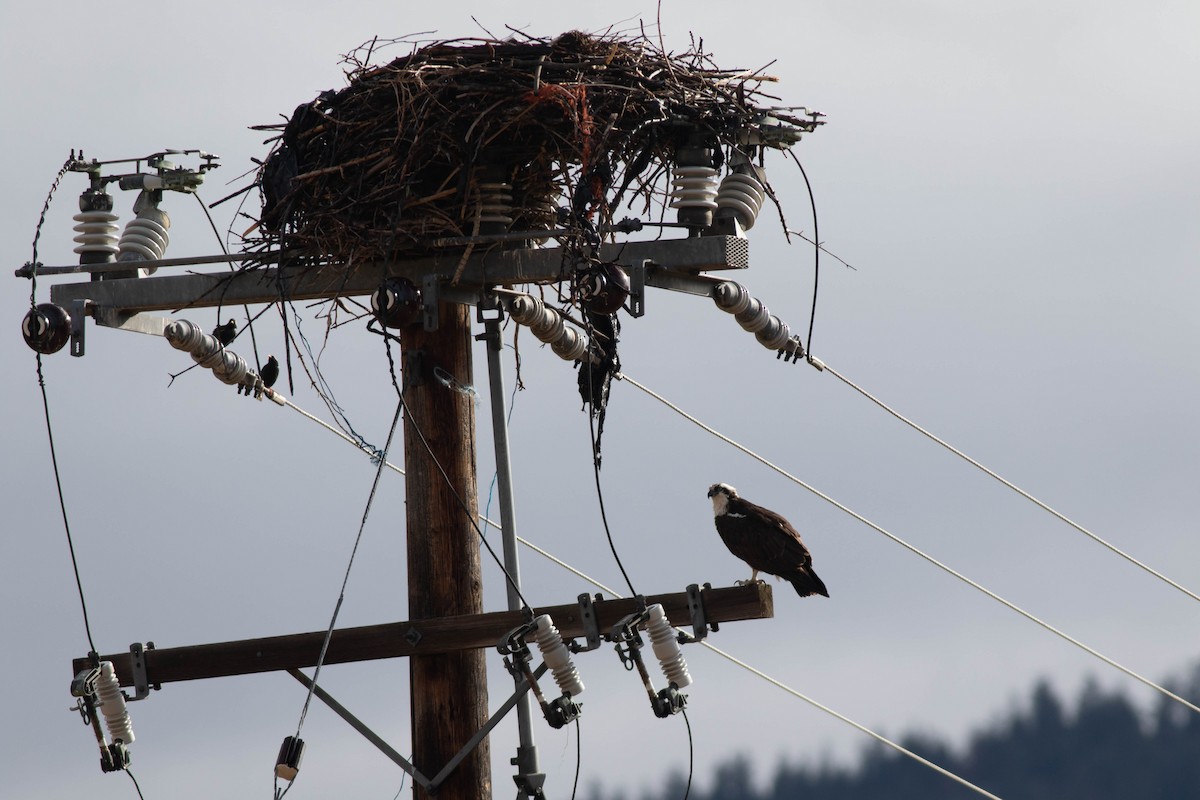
533, 614, 585, 697
95, 662, 135, 745
646, 604, 692, 689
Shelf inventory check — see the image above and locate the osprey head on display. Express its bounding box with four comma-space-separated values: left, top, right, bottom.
707, 483, 738, 516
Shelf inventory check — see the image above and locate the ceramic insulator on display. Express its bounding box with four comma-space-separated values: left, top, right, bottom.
96, 661, 135, 745
646, 604, 691, 689
533, 614, 585, 697
117, 207, 170, 267
164, 319, 255, 388
508, 296, 590, 362
72, 210, 120, 259
715, 171, 766, 230
477, 182, 514, 228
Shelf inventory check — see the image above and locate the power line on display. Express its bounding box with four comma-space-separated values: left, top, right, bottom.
293, 396, 403, 746
266, 380, 1005, 800
614, 370, 1200, 717
27, 156, 100, 658
818, 359, 1200, 605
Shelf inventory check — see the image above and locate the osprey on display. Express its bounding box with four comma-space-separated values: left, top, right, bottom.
707, 483, 829, 598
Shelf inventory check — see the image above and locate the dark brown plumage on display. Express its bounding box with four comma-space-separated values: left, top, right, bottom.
707, 483, 828, 598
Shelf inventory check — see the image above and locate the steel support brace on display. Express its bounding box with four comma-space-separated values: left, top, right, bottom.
287, 664, 547, 792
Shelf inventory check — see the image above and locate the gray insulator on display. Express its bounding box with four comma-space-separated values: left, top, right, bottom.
716, 171, 766, 231
550, 327, 588, 361
508, 295, 591, 362
712, 282, 798, 353
712, 281, 753, 315
164, 319, 206, 351
165, 319, 253, 386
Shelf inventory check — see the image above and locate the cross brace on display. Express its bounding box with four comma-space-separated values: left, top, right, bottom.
74, 583, 772, 687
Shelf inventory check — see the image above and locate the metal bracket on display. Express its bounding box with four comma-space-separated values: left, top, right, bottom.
69, 299, 91, 357
684, 583, 711, 643
288, 661, 548, 793
127, 642, 153, 701
574, 593, 603, 652
627, 260, 649, 318
403, 351, 426, 392
422, 275, 440, 331
93, 309, 169, 337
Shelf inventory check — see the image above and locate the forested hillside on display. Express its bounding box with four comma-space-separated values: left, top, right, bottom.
591, 663, 1200, 800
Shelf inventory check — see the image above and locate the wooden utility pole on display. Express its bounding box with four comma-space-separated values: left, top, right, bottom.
401, 301, 491, 800
51, 235, 765, 798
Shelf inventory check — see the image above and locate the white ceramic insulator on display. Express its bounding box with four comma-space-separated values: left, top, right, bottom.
716, 172, 766, 230
118, 213, 170, 262
734, 297, 771, 333
96, 662, 135, 745
164, 319, 253, 385
550, 326, 589, 361
533, 614, 585, 697
478, 182, 514, 227
72, 210, 120, 257
712, 282, 752, 316
645, 604, 692, 689
670, 166, 719, 211
164, 319, 206, 352
754, 316, 792, 349
509, 296, 591, 362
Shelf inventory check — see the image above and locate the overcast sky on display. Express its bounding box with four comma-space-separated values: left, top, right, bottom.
3, 1, 1199, 798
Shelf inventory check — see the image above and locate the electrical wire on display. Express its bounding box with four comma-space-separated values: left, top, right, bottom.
193, 191, 262, 370
587, 388, 638, 597
787, 150, 820, 358
262, 373, 1005, 800
379, 333, 537, 614
570, 718, 582, 800
293, 396, 404, 741
819, 360, 1200, 605
27, 156, 100, 658
583, 315, 639, 597
613, 370, 1200, 717
680, 708, 693, 800
126, 766, 147, 799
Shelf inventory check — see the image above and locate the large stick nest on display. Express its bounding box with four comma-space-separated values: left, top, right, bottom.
249, 29, 822, 265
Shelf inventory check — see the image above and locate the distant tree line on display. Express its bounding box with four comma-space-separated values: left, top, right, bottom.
588, 662, 1200, 800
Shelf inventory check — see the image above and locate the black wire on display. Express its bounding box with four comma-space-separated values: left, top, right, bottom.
582, 317, 638, 597
124, 767, 146, 796
570, 717, 582, 800
36, 357, 98, 656
788, 150, 820, 360
680, 708, 694, 800
193, 192, 262, 369
125, 767, 147, 800
379, 332, 537, 614
295, 395, 404, 737
28, 155, 100, 658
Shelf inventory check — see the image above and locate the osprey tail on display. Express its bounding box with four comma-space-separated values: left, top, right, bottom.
790, 568, 829, 598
